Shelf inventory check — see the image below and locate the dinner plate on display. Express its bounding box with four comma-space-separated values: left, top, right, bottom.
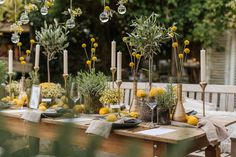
41, 112, 62, 118
112, 119, 142, 129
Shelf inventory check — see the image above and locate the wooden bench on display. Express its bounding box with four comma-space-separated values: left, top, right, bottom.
117, 82, 236, 112
116, 82, 236, 157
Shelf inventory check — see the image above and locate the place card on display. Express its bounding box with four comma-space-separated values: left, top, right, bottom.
137, 128, 176, 136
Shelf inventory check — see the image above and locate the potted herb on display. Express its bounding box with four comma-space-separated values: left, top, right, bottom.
76, 70, 107, 114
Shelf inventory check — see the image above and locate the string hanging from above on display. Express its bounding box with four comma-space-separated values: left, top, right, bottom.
11, 0, 21, 44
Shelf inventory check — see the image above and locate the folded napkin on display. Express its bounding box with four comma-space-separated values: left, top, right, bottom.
85, 120, 112, 138
197, 118, 229, 146
21, 110, 42, 123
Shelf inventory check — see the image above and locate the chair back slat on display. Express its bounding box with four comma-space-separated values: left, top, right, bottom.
227, 94, 235, 112
219, 94, 227, 111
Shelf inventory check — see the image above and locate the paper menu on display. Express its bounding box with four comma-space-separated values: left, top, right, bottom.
137, 128, 176, 136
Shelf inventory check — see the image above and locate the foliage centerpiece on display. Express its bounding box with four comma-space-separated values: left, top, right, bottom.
36, 20, 69, 82
76, 70, 107, 113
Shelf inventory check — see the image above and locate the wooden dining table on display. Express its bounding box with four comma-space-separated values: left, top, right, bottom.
0, 110, 236, 157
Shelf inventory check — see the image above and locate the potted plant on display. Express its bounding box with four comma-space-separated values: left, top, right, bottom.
36, 20, 69, 82
76, 70, 107, 114
154, 85, 176, 125
123, 13, 171, 111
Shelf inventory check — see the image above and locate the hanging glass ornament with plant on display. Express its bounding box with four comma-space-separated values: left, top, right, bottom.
63, 0, 82, 29
20, 0, 30, 24
40, 0, 54, 16
10, 0, 22, 43
24, 3, 38, 13
117, 0, 128, 15
99, 0, 112, 23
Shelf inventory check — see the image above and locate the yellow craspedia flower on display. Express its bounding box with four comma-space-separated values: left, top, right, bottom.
136, 89, 147, 98
178, 53, 184, 59
172, 42, 178, 48
91, 48, 96, 53
26, 50, 31, 54
132, 52, 136, 57
184, 40, 190, 45
171, 25, 177, 32
92, 56, 97, 61
19, 57, 24, 61
82, 43, 87, 48
129, 112, 139, 118
86, 60, 91, 65
168, 33, 174, 38
104, 6, 110, 11
184, 48, 190, 54
129, 62, 135, 68
17, 27, 24, 34
122, 37, 128, 42
45, 1, 53, 7
30, 39, 35, 44
136, 54, 141, 59
17, 42, 22, 47
90, 38, 95, 43
93, 43, 98, 48
21, 61, 26, 65
156, 87, 166, 95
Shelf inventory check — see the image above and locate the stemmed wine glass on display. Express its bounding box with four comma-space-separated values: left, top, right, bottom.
70, 82, 81, 105
145, 83, 157, 128
146, 100, 157, 128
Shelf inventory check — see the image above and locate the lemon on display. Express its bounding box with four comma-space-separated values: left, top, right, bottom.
129, 112, 139, 118
39, 103, 47, 107
156, 87, 166, 95
99, 107, 109, 115
17, 100, 24, 107
38, 105, 47, 111
136, 90, 147, 98
187, 116, 199, 126
63, 104, 70, 109
21, 95, 28, 102
106, 114, 117, 122
51, 104, 60, 109
73, 105, 85, 113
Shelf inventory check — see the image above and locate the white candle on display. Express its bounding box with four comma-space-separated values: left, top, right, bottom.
63, 50, 68, 75
200, 49, 206, 82
35, 44, 40, 69
117, 51, 122, 80
8, 49, 13, 73
111, 41, 116, 68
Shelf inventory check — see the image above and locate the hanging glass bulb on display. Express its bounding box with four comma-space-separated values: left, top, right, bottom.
0, 0, 4, 5
20, 12, 29, 24
118, 4, 126, 15
99, 12, 109, 23
11, 33, 20, 44
66, 18, 76, 29
40, 6, 48, 15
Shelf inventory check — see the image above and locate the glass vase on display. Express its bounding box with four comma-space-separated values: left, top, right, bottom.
83, 94, 102, 114
157, 108, 171, 125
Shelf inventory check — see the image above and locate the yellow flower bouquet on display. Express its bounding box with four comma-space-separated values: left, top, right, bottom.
40, 82, 65, 98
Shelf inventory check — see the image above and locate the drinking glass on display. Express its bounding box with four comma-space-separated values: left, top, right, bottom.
146, 100, 157, 128
70, 82, 81, 105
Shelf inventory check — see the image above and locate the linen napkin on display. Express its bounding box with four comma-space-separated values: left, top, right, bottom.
21, 110, 43, 123
197, 117, 229, 146
85, 120, 112, 138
